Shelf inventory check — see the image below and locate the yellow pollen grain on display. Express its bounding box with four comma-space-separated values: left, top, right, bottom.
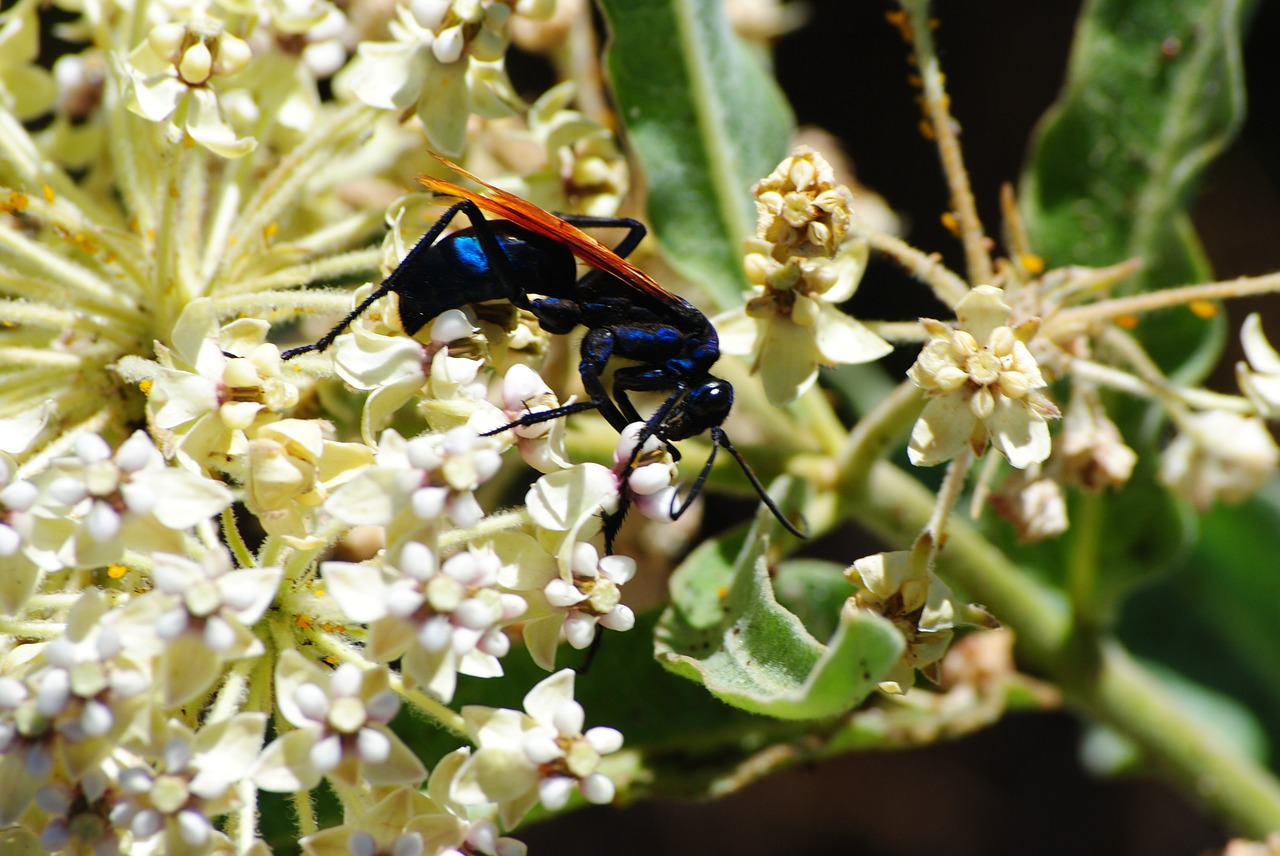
1115, 314, 1139, 330
2, 192, 29, 213
139, 379, 153, 396
323, 655, 338, 665
42, 184, 55, 203
228, 235, 238, 246
1189, 300, 1218, 319
146, 228, 155, 241
940, 212, 960, 236
296, 614, 313, 629
107, 564, 128, 579
1019, 254, 1045, 275
264, 223, 279, 241
717, 585, 729, 600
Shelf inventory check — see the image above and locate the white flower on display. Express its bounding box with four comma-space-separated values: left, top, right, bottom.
119, 299, 302, 477
1237, 313, 1280, 419
254, 652, 426, 791
907, 285, 1059, 469
338, 0, 549, 155
147, 549, 282, 706
989, 468, 1069, 544
322, 540, 527, 703
1058, 385, 1136, 490
0, 449, 67, 615
493, 362, 572, 473
502, 537, 635, 670
326, 427, 502, 533
109, 714, 267, 853
0, 590, 152, 825
38, 431, 233, 569
121, 18, 256, 157
0, 1, 57, 120
451, 669, 623, 828
1159, 410, 1279, 510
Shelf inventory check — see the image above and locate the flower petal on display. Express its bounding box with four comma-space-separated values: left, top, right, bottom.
986, 396, 1051, 469
908, 394, 975, 467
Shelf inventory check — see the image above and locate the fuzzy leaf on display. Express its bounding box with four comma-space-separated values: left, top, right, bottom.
655, 480, 903, 719
1021, 0, 1252, 380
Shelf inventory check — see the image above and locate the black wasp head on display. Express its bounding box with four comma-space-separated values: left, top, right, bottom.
661, 378, 734, 441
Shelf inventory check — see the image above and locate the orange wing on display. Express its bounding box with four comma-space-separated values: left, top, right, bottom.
418, 155, 681, 305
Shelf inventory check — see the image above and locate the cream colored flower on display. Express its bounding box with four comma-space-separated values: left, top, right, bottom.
846, 551, 957, 694
253, 652, 426, 791
1159, 410, 1279, 510
451, 669, 623, 829
1058, 385, 1136, 491
119, 299, 303, 477
1237, 313, 1280, 419
121, 18, 256, 157
907, 285, 1058, 469
340, 0, 552, 156
717, 146, 891, 405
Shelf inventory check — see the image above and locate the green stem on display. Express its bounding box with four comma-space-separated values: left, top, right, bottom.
1065, 491, 1102, 631
897, 0, 992, 286
852, 460, 1280, 835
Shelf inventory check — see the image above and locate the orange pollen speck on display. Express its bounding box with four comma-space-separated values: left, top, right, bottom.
1019, 254, 1045, 275
2, 192, 29, 213
1189, 300, 1218, 319
42, 184, 55, 203
1115, 314, 1140, 330
296, 614, 313, 629
107, 564, 128, 579
884, 10, 912, 41
918, 118, 936, 140
940, 212, 960, 236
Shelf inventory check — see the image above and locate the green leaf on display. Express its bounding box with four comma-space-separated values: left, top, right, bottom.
1020, 0, 1253, 378
771, 559, 857, 642
655, 480, 904, 719
597, 0, 795, 310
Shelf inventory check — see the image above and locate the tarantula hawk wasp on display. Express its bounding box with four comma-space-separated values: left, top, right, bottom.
283, 157, 805, 550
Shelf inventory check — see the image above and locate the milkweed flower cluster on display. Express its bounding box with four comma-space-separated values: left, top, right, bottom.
5, 0, 1280, 849
907, 285, 1058, 469
0, 0, 664, 849
718, 146, 892, 405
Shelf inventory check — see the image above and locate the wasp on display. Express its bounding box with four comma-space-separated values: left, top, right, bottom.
283, 159, 804, 550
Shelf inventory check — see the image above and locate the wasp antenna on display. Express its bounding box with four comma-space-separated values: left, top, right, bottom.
712, 427, 808, 539
280, 282, 396, 360
669, 439, 719, 521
